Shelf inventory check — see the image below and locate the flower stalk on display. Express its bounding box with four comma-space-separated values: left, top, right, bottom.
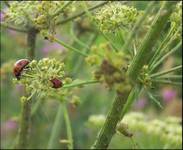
127, 2, 175, 82
92, 2, 175, 149
16, 28, 37, 149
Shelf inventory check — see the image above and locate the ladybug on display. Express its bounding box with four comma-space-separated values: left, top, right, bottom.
13, 59, 30, 80
50, 78, 63, 89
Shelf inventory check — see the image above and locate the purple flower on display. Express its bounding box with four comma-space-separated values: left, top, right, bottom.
7, 29, 17, 36
134, 98, 147, 110
0, 12, 5, 22
1, 119, 18, 137
162, 88, 176, 103
41, 41, 65, 56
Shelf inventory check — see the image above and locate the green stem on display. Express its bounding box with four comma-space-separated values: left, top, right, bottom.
150, 41, 182, 73
63, 104, 73, 149
31, 99, 43, 117
149, 27, 181, 70
70, 23, 90, 50
147, 92, 163, 109
127, 2, 174, 82
56, 2, 108, 25
16, 99, 31, 149
63, 80, 99, 89
153, 75, 182, 80
27, 28, 38, 60
16, 28, 37, 149
52, 1, 73, 18
91, 91, 131, 149
150, 65, 182, 78
120, 86, 140, 119
148, 26, 174, 66
123, 1, 155, 52
151, 79, 182, 85
54, 37, 88, 57
15, 92, 35, 149
72, 34, 98, 75
1, 22, 27, 33
92, 2, 175, 149
47, 104, 63, 149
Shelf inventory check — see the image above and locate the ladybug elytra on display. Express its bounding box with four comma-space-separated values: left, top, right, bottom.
13, 59, 30, 80
50, 78, 63, 89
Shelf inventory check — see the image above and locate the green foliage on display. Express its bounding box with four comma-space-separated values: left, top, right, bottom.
1, 1, 182, 149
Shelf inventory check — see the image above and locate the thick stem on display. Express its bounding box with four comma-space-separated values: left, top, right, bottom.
92, 2, 175, 149
127, 2, 174, 82
16, 28, 37, 149
16, 99, 31, 149
27, 28, 38, 60
91, 91, 131, 149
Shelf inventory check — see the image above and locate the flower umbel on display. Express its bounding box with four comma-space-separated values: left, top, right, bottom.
94, 2, 140, 33
13, 58, 68, 98
86, 42, 131, 94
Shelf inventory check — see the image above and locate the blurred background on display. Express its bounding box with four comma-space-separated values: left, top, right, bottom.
0, 1, 182, 149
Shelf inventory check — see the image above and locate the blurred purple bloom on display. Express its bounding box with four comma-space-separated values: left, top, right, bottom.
41, 41, 64, 55
1, 119, 18, 137
134, 98, 147, 109
162, 88, 176, 103
0, 12, 5, 22
4, 120, 18, 130
7, 29, 17, 36
15, 84, 25, 94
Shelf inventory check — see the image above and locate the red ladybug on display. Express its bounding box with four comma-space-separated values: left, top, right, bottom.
50, 78, 63, 89
13, 59, 30, 80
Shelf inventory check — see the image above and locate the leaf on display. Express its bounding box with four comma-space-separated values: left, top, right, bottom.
147, 92, 163, 109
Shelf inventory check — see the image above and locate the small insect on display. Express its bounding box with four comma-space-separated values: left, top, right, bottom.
13, 59, 30, 80
50, 78, 63, 89
116, 122, 133, 138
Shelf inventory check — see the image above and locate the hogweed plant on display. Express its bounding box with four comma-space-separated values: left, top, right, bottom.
1, 1, 182, 149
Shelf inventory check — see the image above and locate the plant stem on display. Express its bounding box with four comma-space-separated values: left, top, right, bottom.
127, 2, 174, 82
1, 22, 27, 33
63, 80, 99, 89
147, 92, 163, 109
52, 1, 73, 18
56, 2, 108, 25
151, 79, 182, 85
72, 33, 98, 75
92, 2, 175, 149
150, 41, 182, 72
153, 75, 182, 80
47, 104, 64, 149
150, 65, 182, 78
148, 26, 174, 66
91, 91, 131, 149
31, 99, 43, 117
63, 104, 73, 149
16, 99, 31, 149
120, 86, 140, 119
54, 37, 88, 57
16, 28, 37, 149
27, 28, 38, 60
